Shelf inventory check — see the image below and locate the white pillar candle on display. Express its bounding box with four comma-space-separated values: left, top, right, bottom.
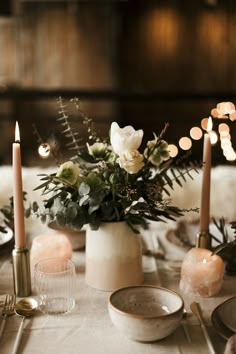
200, 117, 212, 233
12, 121, 26, 249
179, 247, 224, 297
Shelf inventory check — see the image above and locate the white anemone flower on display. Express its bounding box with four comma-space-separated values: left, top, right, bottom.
110, 122, 143, 156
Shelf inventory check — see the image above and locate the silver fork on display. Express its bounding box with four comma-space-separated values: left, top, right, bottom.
0, 294, 16, 341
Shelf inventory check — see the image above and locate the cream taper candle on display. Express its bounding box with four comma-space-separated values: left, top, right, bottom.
12, 121, 26, 249
199, 117, 212, 233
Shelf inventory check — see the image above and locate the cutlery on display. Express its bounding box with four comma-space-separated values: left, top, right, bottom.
12, 297, 38, 354
182, 309, 191, 344
0, 294, 16, 341
190, 301, 216, 354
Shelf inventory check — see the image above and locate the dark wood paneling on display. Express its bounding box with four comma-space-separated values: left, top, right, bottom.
119, 0, 231, 91
0, 1, 236, 166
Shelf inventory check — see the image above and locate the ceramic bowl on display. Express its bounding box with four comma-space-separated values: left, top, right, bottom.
108, 285, 184, 342
48, 221, 86, 250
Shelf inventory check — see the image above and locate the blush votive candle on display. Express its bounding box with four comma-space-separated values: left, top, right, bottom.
179, 248, 224, 297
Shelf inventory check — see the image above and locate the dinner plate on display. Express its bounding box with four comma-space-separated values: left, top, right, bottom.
0, 226, 14, 256
211, 303, 235, 340
218, 297, 236, 333
0, 226, 13, 246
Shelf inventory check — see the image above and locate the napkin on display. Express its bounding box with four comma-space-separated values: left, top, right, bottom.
224, 334, 236, 354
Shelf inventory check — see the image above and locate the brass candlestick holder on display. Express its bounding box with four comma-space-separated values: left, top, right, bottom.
12, 247, 31, 297
196, 230, 211, 249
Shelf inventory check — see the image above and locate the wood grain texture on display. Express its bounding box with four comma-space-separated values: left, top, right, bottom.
0, 1, 235, 165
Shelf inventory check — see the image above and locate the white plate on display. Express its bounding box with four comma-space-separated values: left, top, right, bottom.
0, 227, 13, 246
218, 297, 236, 333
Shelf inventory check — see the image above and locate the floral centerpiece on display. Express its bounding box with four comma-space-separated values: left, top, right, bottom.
30, 98, 199, 234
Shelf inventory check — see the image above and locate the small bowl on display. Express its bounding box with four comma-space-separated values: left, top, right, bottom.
108, 285, 184, 342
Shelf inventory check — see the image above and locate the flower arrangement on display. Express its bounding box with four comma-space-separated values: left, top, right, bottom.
30, 98, 199, 233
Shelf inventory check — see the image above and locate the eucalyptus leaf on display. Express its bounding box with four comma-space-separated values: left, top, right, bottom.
79, 182, 90, 196
79, 195, 90, 206
56, 213, 66, 227
40, 214, 47, 224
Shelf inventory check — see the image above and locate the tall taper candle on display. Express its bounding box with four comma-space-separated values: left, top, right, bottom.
199, 117, 212, 233
12, 121, 26, 248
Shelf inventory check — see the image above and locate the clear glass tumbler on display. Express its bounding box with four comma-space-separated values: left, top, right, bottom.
34, 258, 76, 315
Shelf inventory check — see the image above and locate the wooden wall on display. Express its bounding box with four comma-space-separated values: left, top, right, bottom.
0, 0, 236, 165
118, 0, 236, 164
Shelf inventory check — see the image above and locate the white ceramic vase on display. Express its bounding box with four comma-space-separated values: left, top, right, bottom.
85, 221, 144, 291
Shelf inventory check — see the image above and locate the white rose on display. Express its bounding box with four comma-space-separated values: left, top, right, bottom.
118, 149, 144, 174
56, 161, 80, 185
110, 122, 143, 156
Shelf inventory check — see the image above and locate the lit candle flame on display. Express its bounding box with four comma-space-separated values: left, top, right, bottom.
203, 258, 207, 264
207, 116, 213, 133
15, 121, 20, 142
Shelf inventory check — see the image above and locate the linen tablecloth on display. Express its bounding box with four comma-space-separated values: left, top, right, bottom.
0, 247, 234, 354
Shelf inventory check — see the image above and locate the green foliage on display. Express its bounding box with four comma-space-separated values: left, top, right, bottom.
26, 99, 200, 232
211, 217, 236, 258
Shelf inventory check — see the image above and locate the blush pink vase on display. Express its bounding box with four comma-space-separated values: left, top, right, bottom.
85, 221, 144, 291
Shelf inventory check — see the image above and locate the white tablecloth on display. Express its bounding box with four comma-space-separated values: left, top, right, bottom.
0, 245, 235, 354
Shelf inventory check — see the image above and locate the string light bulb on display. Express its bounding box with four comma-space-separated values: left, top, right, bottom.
38, 143, 51, 159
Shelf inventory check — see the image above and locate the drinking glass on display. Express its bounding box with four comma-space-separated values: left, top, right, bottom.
34, 258, 76, 315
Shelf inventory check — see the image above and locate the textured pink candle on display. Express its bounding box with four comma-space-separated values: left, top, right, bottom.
30, 233, 73, 269
12, 122, 26, 249
200, 119, 212, 232
180, 248, 224, 297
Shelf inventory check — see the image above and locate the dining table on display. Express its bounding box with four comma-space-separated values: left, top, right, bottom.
0, 224, 235, 354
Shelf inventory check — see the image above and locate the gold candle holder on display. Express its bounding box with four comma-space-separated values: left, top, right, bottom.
12, 247, 31, 297
196, 230, 211, 249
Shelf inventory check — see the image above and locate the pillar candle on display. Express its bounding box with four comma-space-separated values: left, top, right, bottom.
30, 233, 73, 269
12, 121, 26, 249
179, 248, 224, 297
199, 117, 212, 232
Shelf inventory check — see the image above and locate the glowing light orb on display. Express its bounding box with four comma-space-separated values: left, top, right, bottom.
209, 131, 218, 145
179, 137, 192, 150
38, 143, 51, 159
218, 123, 230, 134
201, 118, 209, 131
168, 144, 178, 158
190, 127, 202, 140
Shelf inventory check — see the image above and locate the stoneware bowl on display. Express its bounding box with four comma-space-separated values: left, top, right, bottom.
108, 285, 184, 342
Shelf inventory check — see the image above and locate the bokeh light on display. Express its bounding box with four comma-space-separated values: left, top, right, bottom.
218, 123, 230, 134
190, 127, 202, 140
38, 143, 51, 159
201, 118, 209, 131
209, 131, 218, 145
179, 137, 192, 150
168, 144, 178, 158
